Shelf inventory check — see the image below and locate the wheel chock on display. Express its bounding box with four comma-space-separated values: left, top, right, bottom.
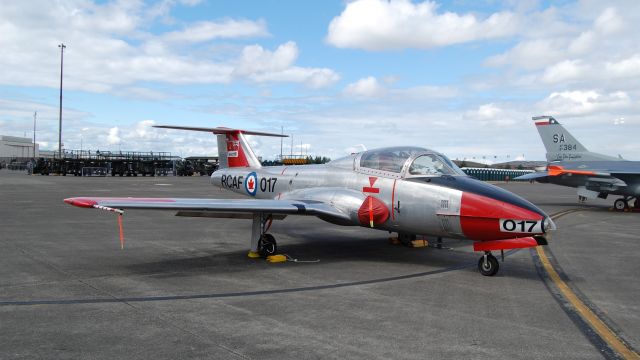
411, 239, 428, 248
266, 254, 287, 263
247, 251, 261, 258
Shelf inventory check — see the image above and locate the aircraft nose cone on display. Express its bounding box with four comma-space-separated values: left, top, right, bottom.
455, 179, 550, 241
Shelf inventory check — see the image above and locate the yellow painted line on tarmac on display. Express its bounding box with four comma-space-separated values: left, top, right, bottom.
536, 245, 640, 360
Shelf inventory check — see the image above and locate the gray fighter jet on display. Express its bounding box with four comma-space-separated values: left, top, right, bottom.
516, 116, 640, 210
65, 125, 555, 276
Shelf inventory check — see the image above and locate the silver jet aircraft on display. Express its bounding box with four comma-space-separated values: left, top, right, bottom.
516, 116, 640, 210
65, 126, 555, 276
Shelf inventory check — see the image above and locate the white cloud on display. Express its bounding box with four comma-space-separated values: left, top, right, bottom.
326, 0, 518, 50
0, 1, 338, 94
537, 90, 631, 116
235, 42, 297, 75
163, 19, 268, 43
463, 103, 517, 126
483, 3, 640, 91
343, 76, 458, 99
605, 54, 640, 78
107, 127, 120, 145
485, 39, 567, 70
594, 7, 624, 35
343, 76, 385, 97
540, 60, 590, 84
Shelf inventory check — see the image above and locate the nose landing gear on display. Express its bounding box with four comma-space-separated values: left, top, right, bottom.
478, 252, 499, 276
614, 198, 629, 211
613, 197, 638, 211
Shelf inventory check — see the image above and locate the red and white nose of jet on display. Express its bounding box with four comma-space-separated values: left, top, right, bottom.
459, 191, 552, 241
429, 177, 554, 241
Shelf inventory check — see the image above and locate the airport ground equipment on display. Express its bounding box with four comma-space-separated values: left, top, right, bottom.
33, 150, 176, 176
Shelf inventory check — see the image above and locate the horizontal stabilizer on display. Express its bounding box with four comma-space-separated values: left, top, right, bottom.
153, 125, 288, 137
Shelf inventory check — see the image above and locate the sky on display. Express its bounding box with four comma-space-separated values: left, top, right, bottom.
1, 0, 639, 163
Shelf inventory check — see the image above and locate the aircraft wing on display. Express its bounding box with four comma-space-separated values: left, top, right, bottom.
514, 172, 549, 181
64, 197, 350, 221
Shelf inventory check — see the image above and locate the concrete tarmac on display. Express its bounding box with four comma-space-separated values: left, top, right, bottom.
0, 171, 638, 359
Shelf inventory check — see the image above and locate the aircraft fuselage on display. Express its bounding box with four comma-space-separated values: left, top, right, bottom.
212, 162, 549, 242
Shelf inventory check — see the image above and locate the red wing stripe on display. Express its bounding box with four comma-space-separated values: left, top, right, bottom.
391, 179, 397, 220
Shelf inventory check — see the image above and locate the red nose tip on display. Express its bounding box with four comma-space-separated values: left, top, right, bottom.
460, 192, 543, 241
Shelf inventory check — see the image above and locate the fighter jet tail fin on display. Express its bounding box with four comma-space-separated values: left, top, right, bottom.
153, 125, 287, 169
532, 116, 621, 162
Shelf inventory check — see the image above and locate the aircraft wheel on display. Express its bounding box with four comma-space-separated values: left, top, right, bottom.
478, 253, 499, 276
258, 234, 277, 257
614, 198, 628, 211
398, 233, 416, 247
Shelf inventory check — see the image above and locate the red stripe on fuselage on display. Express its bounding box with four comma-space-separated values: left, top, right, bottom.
390, 179, 397, 220
362, 187, 380, 193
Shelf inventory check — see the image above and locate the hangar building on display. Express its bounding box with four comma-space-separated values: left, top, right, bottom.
0, 135, 39, 161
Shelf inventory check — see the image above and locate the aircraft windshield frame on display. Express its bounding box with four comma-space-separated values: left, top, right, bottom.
358, 147, 424, 174
406, 153, 458, 177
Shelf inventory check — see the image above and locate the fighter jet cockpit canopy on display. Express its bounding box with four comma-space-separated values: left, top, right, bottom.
352, 146, 465, 176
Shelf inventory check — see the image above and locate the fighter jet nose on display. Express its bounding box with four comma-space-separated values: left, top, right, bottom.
453, 178, 550, 241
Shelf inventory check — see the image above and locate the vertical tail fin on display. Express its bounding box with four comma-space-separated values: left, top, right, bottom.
532, 116, 621, 162
153, 125, 287, 168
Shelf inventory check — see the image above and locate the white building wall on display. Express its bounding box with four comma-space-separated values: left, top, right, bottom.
0, 135, 39, 159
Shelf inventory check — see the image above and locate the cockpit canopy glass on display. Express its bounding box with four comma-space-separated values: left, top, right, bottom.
359, 147, 424, 173
408, 154, 458, 176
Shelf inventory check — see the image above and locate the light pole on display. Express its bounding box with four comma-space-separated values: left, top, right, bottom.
280, 126, 283, 162
33, 111, 37, 158
58, 43, 66, 159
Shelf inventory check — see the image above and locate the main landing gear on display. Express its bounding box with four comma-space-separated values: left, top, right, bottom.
258, 233, 277, 257
250, 213, 278, 258
478, 252, 499, 276
613, 197, 638, 211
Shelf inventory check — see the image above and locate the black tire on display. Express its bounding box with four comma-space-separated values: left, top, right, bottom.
478, 254, 499, 276
614, 199, 628, 211
258, 233, 277, 257
398, 233, 416, 247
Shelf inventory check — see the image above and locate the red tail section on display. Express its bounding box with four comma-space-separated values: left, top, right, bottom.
224, 131, 250, 168
153, 125, 287, 169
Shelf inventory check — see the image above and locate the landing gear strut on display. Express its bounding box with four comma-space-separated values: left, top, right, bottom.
478, 252, 499, 276
250, 213, 277, 257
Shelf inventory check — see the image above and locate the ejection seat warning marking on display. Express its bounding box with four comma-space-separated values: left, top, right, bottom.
500, 219, 543, 233
363, 176, 380, 194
